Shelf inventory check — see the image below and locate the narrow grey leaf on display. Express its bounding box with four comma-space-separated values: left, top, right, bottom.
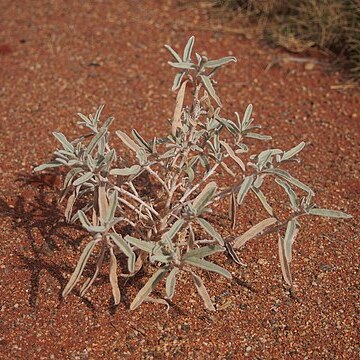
98, 183, 108, 223
109, 247, 121, 305
159, 148, 176, 159
85, 225, 107, 233
200, 75, 222, 107
256, 149, 282, 170
110, 165, 141, 176
191, 272, 215, 311
78, 210, 106, 233
54, 157, 68, 166
166, 267, 179, 299
80, 245, 105, 297
70, 204, 92, 223
185, 166, 195, 182
237, 176, 254, 205
136, 147, 147, 165
77, 112, 92, 126
208, 117, 221, 131
196, 218, 224, 245
242, 104, 253, 129
183, 245, 224, 260
150, 254, 172, 264
234, 217, 278, 248
199, 154, 210, 172
204, 56, 237, 68
168, 61, 195, 70
281, 141, 306, 162
235, 143, 248, 153
264, 168, 314, 195
55, 149, 76, 158
53, 132, 74, 153
125, 235, 155, 253
92, 207, 98, 227
245, 133, 272, 141
225, 242, 247, 266
172, 80, 188, 136
94, 104, 105, 123
103, 149, 117, 173
162, 219, 185, 244
65, 192, 76, 222
106, 190, 118, 223
183, 35, 195, 61
275, 178, 298, 210
120, 250, 146, 278
78, 210, 91, 228
116, 130, 141, 153
284, 220, 298, 263
213, 132, 220, 152
193, 181, 217, 215
220, 161, 236, 177
172, 72, 185, 91
60, 171, 78, 203
229, 192, 237, 229
308, 208, 352, 219
278, 234, 292, 286
132, 129, 151, 151
188, 224, 195, 248
251, 187, 274, 216
130, 268, 168, 310
34, 161, 62, 172
73, 172, 93, 186
62, 239, 98, 297
61, 167, 83, 192
67, 159, 81, 166
86, 154, 96, 172
185, 257, 232, 279
144, 296, 170, 310
101, 116, 114, 130
87, 128, 107, 154
234, 111, 242, 131
220, 140, 245, 172
253, 174, 264, 189
164, 44, 182, 62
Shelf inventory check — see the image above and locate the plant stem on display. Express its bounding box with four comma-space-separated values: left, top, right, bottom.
114, 186, 160, 218
179, 163, 219, 203
145, 165, 170, 194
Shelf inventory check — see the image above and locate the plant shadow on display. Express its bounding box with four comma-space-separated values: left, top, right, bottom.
0, 172, 100, 310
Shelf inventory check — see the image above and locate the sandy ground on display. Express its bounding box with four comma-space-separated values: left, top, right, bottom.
0, 1, 359, 359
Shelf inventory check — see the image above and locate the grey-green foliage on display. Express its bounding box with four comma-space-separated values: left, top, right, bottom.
34, 36, 352, 311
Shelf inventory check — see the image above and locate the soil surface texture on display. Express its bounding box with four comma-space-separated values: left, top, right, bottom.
0, 1, 359, 359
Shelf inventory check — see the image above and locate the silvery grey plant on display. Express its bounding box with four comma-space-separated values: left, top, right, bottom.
35, 36, 351, 310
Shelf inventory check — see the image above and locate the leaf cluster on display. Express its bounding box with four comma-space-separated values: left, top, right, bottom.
34, 36, 351, 310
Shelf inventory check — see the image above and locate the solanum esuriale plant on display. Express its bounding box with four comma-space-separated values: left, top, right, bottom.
35, 36, 351, 310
